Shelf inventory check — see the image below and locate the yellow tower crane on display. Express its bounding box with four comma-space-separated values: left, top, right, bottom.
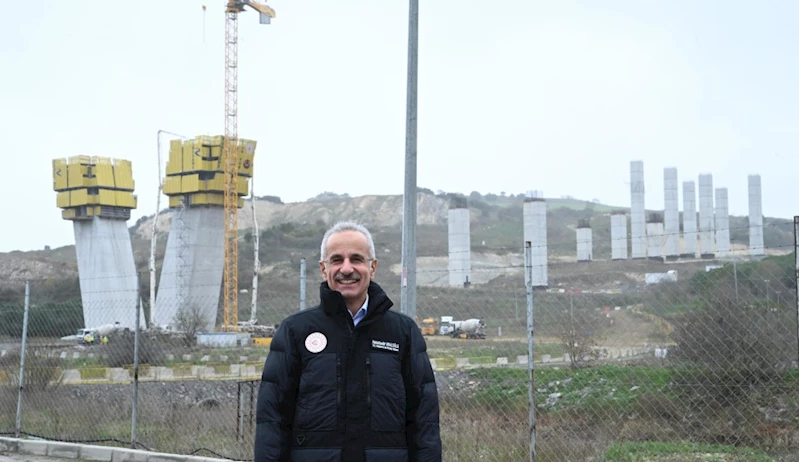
222, 0, 276, 332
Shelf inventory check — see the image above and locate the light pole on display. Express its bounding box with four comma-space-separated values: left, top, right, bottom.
400, 0, 419, 321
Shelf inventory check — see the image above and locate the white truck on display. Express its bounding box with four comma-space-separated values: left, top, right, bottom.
439, 316, 486, 339
439, 316, 455, 336
450, 318, 486, 339
73, 322, 124, 344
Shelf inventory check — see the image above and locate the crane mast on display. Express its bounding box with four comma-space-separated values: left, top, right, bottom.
222, 0, 275, 332
223, 2, 240, 331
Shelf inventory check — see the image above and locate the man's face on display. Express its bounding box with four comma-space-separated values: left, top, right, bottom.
320, 230, 377, 305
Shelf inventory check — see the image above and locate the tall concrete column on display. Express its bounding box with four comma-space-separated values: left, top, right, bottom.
682, 181, 698, 258
523, 191, 548, 287
630, 161, 647, 259
698, 174, 715, 258
447, 197, 471, 287
663, 168, 680, 260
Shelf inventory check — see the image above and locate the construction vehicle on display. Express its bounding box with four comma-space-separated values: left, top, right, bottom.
67, 322, 127, 344
450, 318, 486, 339
420, 317, 438, 336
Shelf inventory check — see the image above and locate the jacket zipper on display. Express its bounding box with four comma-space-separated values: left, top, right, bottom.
336, 356, 342, 411
365, 356, 372, 411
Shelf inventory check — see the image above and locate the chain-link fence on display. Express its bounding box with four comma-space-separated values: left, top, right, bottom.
1, 219, 798, 461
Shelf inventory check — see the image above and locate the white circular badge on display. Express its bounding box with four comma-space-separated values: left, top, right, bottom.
305, 332, 327, 354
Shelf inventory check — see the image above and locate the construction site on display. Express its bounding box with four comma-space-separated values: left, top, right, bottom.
48, 1, 278, 347
4, 2, 798, 461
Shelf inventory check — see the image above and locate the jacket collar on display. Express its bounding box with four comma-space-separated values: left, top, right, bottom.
319, 280, 393, 320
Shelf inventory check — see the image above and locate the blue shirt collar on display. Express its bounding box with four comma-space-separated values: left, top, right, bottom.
351, 294, 369, 326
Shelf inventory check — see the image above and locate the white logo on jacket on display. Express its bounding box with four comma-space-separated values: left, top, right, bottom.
305, 332, 327, 353
372, 339, 400, 352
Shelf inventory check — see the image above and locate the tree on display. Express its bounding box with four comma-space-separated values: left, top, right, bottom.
554, 297, 605, 368
173, 304, 210, 347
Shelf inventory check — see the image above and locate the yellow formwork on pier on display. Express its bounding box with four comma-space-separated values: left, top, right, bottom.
52, 156, 137, 221
163, 135, 255, 209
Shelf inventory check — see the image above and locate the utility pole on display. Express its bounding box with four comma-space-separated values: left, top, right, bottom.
400, 0, 419, 320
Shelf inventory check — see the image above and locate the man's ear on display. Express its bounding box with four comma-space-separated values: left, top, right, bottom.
319, 260, 327, 279
369, 259, 378, 279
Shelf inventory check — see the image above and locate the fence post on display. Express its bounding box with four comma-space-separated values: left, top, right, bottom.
131, 283, 142, 448
15, 281, 30, 438
794, 216, 798, 365
237, 382, 244, 442
524, 241, 537, 462
300, 258, 307, 311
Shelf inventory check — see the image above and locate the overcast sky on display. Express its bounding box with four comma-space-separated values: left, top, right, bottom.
1, 0, 796, 252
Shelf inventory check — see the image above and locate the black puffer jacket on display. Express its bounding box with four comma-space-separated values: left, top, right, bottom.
254, 281, 441, 462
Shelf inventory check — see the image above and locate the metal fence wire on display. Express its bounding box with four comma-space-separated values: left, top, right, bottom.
1, 220, 798, 461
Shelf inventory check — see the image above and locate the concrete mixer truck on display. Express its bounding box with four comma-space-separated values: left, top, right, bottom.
449, 318, 486, 339
74, 322, 128, 344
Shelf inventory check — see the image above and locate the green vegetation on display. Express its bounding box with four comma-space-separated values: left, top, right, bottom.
470, 365, 675, 414
0, 302, 84, 338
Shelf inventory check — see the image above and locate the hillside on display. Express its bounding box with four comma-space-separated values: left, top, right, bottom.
0, 191, 794, 306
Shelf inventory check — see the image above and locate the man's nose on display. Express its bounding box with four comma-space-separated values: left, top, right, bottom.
340, 258, 355, 272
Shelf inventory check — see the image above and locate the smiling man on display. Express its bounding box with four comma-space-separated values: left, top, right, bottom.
254, 221, 441, 462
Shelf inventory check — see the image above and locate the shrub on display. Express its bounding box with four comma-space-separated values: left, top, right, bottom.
669, 287, 795, 405
0, 347, 63, 392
